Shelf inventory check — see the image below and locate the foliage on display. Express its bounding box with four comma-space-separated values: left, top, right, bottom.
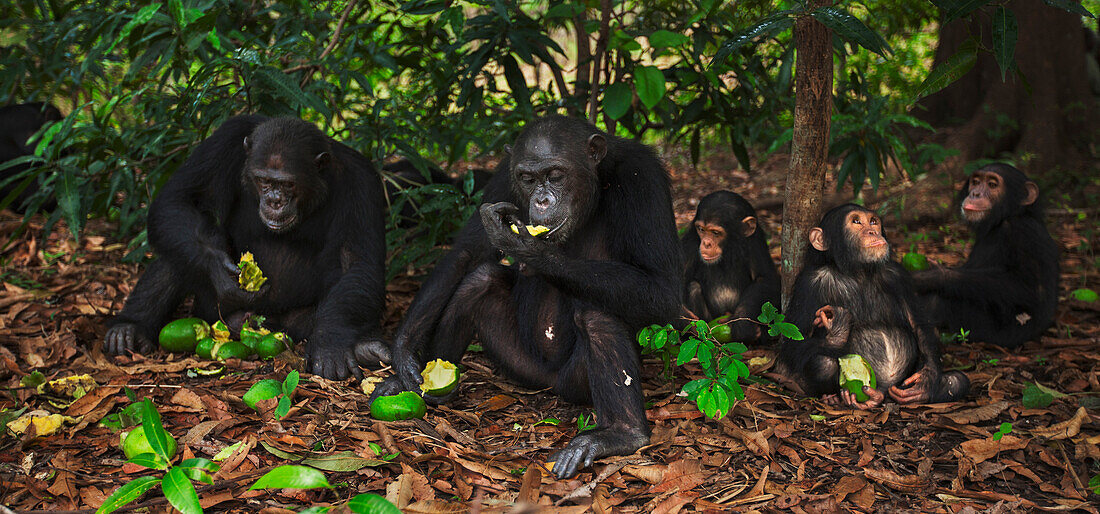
637, 302, 801, 420
243, 370, 299, 419
991, 421, 1012, 441
1022, 381, 1067, 409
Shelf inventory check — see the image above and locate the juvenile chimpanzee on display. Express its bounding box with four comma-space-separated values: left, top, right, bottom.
368, 115, 682, 478
0, 102, 63, 210
105, 116, 389, 380
681, 191, 779, 342
774, 204, 969, 408
913, 163, 1059, 349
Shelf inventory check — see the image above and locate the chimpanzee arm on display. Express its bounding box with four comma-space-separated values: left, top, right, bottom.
774, 270, 845, 396
147, 116, 262, 272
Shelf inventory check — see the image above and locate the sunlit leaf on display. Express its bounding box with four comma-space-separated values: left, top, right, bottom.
714, 11, 795, 64
96, 476, 161, 514
348, 493, 402, 514
1042, 0, 1094, 17
991, 7, 1017, 81
250, 465, 333, 490
810, 7, 892, 57
162, 467, 202, 514
634, 65, 666, 110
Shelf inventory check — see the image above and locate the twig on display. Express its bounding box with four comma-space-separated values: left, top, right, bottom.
284, 0, 359, 74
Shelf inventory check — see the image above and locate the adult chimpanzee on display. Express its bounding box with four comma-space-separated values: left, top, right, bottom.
104, 115, 389, 379
367, 115, 682, 478
681, 191, 779, 342
774, 204, 969, 408
913, 163, 1059, 349
0, 102, 63, 210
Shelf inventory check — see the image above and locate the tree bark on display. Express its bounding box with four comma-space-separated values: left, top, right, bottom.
781, 1, 834, 310
918, 0, 1097, 178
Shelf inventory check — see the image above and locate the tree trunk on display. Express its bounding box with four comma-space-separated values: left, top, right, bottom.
918, 0, 1098, 179
781, 1, 834, 311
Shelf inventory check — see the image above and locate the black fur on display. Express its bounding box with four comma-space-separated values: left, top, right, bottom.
0, 102, 63, 211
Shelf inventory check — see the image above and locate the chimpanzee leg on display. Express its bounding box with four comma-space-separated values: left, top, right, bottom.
926, 294, 1035, 349
777, 340, 841, 398
684, 281, 708, 319
548, 308, 649, 479
105, 259, 191, 354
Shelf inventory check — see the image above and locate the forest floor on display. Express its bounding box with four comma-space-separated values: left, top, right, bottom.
0, 151, 1098, 513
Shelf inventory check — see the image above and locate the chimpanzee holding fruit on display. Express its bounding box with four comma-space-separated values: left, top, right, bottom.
774, 204, 969, 409
680, 190, 779, 342
368, 115, 682, 479
104, 116, 389, 380
913, 163, 1059, 349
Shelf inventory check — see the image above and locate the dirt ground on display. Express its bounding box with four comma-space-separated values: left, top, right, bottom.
0, 152, 1097, 513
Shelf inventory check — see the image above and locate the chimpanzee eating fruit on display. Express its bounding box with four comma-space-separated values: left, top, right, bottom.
367, 115, 682, 478
680, 190, 779, 342
913, 163, 1059, 349
104, 116, 389, 380
774, 204, 969, 408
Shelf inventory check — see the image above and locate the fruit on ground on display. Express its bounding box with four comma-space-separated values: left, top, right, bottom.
420, 359, 459, 396
159, 318, 211, 353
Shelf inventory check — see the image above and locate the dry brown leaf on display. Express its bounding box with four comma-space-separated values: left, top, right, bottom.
170, 387, 205, 411
1029, 407, 1090, 439
832, 475, 867, 502
862, 466, 928, 493
623, 463, 666, 484
517, 464, 542, 504
386, 473, 413, 509
474, 394, 516, 413
404, 500, 468, 513
649, 458, 706, 494
956, 434, 1030, 464
942, 401, 1010, 424
400, 463, 436, 502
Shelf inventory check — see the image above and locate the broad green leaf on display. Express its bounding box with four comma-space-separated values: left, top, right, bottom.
773, 322, 804, 341
141, 399, 172, 462
1042, 0, 1094, 17
677, 338, 700, 365
1071, 288, 1098, 302
254, 67, 332, 118
213, 441, 243, 461
810, 7, 892, 57
276, 395, 292, 419
682, 379, 709, 399
250, 465, 333, 490
991, 7, 1017, 81
634, 66, 666, 110
649, 30, 689, 49
244, 379, 282, 407
500, 54, 532, 113
635, 325, 655, 347
348, 493, 402, 514
714, 11, 795, 63
179, 458, 219, 473
1022, 382, 1054, 408
282, 370, 300, 396
162, 467, 202, 514
126, 453, 167, 470
652, 329, 668, 350
915, 38, 977, 99
96, 476, 161, 514
758, 302, 779, 323
603, 82, 632, 120
303, 451, 388, 471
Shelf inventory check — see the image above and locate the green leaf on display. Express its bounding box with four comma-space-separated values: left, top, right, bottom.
276, 395, 292, 419
603, 82, 632, 120
1042, 0, 1095, 17
649, 30, 689, 49
677, 338, 700, 365
348, 493, 402, 514
1071, 288, 1098, 302
213, 441, 243, 461
244, 379, 282, 407
652, 329, 668, 350
1022, 382, 1055, 408
162, 467, 202, 514
810, 7, 892, 57
96, 476, 161, 514
682, 379, 709, 399
55, 166, 82, 240
758, 302, 779, 323
141, 399, 172, 462
179, 458, 219, 473
634, 65, 666, 110
636, 325, 655, 347
126, 453, 167, 470
254, 67, 332, 118
282, 370, 300, 396
250, 465, 333, 490
915, 38, 977, 99
303, 451, 388, 471
714, 11, 795, 63
500, 54, 532, 113
1089, 473, 1100, 494
991, 7, 1017, 81
937, 0, 992, 23
773, 322, 804, 341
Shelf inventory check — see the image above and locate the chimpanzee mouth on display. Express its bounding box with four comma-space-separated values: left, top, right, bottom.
701, 252, 722, 263
261, 213, 297, 233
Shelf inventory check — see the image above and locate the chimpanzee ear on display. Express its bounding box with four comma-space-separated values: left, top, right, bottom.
809, 227, 827, 251
587, 134, 607, 165
503, 144, 513, 155
1022, 181, 1039, 206
243, 136, 252, 153
741, 216, 757, 237
315, 152, 331, 169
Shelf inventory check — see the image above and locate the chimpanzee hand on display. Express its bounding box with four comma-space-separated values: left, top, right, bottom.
209, 252, 267, 308
305, 330, 363, 380
547, 426, 648, 479
813, 305, 850, 347
479, 202, 548, 261
368, 346, 423, 403
889, 368, 936, 404
104, 323, 156, 355
824, 386, 885, 410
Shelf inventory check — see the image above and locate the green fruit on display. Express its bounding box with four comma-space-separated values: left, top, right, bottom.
256, 333, 288, 360
838, 354, 878, 402
195, 337, 217, 359
243, 379, 282, 411
370, 391, 427, 420
1071, 288, 1098, 303
420, 359, 459, 396
121, 425, 177, 460
215, 341, 253, 361
158, 318, 211, 353
710, 323, 732, 343
901, 252, 929, 272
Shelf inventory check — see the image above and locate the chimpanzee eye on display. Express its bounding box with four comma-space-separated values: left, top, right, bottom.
548, 171, 565, 184
519, 173, 536, 185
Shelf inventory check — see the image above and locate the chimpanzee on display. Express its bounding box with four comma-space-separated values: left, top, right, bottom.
681, 191, 779, 342
913, 163, 1059, 349
104, 115, 389, 380
367, 115, 682, 478
774, 204, 969, 408
0, 102, 63, 210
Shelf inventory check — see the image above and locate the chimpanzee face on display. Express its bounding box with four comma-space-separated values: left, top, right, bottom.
843, 210, 889, 263
810, 206, 889, 266
509, 132, 603, 241
961, 170, 1002, 224
244, 136, 330, 234
695, 221, 726, 263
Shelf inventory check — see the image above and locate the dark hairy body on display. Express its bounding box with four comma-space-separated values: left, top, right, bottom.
775, 204, 969, 409
105, 115, 388, 379
681, 190, 779, 342
0, 102, 63, 211
368, 115, 682, 478
914, 163, 1059, 349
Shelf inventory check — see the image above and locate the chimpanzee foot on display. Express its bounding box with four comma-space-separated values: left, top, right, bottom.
353, 338, 392, 368
104, 323, 155, 355
547, 426, 648, 479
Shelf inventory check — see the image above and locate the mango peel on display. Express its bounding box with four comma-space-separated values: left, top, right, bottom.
837, 354, 877, 402
510, 224, 550, 237
420, 359, 460, 396
370, 391, 427, 421
238, 252, 267, 292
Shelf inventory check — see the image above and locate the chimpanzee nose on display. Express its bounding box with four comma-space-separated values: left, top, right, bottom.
535, 196, 551, 209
